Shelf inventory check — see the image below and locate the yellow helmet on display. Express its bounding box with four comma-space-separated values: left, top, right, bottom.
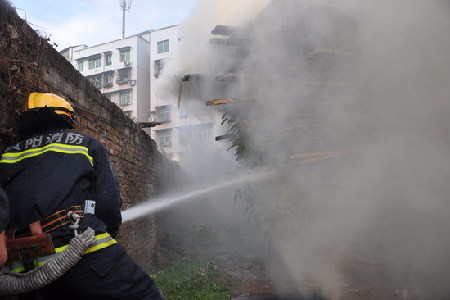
25, 93, 75, 120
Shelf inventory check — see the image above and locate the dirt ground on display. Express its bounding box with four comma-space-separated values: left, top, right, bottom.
214, 254, 327, 300
214, 254, 423, 300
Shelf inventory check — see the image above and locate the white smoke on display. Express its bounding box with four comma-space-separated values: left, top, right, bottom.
157, 0, 450, 298
155, 0, 271, 101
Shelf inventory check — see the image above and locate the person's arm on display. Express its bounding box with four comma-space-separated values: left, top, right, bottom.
91, 140, 122, 237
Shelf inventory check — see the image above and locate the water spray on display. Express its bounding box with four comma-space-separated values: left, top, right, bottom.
121, 169, 275, 223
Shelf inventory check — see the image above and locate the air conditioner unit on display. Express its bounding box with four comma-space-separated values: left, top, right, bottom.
124, 61, 131, 66
129, 80, 136, 86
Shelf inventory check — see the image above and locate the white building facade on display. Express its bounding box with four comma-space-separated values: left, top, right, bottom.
63, 33, 151, 123
62, 26, 225, 163
149, 26, 224, 163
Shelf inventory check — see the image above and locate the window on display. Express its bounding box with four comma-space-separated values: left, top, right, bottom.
119, 49, 131, 63
77, 61, 84, 72
156, 130, 172, 147
178, 107, 188, 119
154, 105, 171, 122
117, 68, 130, 84
178, 123, 213, 145
195, 129, 213, 143
157, 39, 169, 53
87, 75, 102, 89
106, 73, 114, 84
103, 72, 114, 87
119, 91, 131, 106
178, 128, 189, 145
88, 56, 101, 70
105, 52, 112, 66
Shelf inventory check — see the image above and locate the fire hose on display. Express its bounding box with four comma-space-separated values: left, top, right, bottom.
0, 227, 95, 295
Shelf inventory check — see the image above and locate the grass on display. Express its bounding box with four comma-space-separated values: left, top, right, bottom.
151, 253, 236, 300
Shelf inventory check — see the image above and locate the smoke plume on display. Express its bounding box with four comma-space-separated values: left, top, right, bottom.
158, 0, 450, 298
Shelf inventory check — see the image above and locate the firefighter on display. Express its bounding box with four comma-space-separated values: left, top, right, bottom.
0, 93, 164, 299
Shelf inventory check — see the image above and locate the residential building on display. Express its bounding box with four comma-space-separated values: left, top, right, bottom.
60, 44, 88, 63
149, 25, 224, 162
62, 32, 151, 123
61, 26, 224, 163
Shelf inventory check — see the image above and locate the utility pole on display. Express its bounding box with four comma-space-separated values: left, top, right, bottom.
119, 0, 132, 38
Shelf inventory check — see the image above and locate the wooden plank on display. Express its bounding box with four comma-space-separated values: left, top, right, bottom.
139, 122, 163, 128
205, 98, 257, 106
289, 152, 347, 163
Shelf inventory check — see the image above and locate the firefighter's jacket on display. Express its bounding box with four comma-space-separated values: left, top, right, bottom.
0, 128, 122, 247
0, 187, 8, 232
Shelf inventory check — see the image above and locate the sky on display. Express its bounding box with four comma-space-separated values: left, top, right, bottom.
9, 0, 199, 50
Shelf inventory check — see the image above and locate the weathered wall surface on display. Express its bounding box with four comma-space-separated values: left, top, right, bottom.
0, 0, 176, 268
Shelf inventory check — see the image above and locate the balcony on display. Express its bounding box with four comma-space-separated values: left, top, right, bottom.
116, 78, 129, 85
152, 114, 171, 123
161, 141, 172, 148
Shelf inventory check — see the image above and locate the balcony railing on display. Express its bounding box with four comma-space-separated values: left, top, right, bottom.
116, 78, 129, 85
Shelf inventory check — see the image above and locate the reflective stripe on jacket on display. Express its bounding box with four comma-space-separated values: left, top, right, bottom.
0, 143, 93, 165
3, 233, 116, 274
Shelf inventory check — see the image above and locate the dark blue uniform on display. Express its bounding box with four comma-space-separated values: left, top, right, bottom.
0, 188, 8, 233
0, 128, 164, 299
0, 187, 8, 267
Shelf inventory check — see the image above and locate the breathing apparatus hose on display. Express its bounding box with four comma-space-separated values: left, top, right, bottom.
0, 227, 96, 295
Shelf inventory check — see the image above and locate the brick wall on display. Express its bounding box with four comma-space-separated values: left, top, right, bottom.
0, 0, 177, 267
